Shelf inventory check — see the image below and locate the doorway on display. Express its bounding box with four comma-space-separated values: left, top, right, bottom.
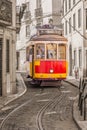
86, 50, 87, 77
0, 38, 2, 96
69, 44, 72, 76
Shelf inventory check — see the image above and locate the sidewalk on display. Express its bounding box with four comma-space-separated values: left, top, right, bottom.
65, 77, 87, 130
0, 72, 27, 110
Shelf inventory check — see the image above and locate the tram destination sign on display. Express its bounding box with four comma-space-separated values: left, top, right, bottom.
0, 0, 12, 26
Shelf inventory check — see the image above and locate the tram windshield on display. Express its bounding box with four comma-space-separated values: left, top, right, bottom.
46, 43, 57, 59
36, 44, 45, 59
58, 44, 66, 59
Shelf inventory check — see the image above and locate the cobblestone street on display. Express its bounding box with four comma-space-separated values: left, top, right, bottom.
0, 74, 79, 130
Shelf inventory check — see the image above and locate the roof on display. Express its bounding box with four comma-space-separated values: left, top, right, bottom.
30, 34, 67, 42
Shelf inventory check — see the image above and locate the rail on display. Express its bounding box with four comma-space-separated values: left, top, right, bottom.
78, 78, 87, 120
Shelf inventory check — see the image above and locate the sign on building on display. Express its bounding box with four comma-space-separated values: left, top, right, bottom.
0, 0, 12, 26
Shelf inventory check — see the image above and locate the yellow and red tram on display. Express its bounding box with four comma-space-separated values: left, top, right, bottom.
26, 29, 68, 86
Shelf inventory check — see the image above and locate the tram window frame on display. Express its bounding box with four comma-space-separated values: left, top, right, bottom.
46, 43, 57, 60
35, 43, 45, 60
58, 44, 66, 60
26, 47, 29, 61
26, 46, 33, 61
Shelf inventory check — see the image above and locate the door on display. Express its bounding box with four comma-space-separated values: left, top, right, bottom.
86, 50, 87, 77
0, 38, 2, 96
69, 44, 72, 76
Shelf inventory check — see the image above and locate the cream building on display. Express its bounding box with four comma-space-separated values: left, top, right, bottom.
62, 0, 87, 78
0, 0, 16, 96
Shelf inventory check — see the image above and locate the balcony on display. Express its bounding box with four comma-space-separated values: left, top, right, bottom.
0, 0, 12, 26
35, 8, 43, 18
16, 4, 26, 33
24, 11, 31, 24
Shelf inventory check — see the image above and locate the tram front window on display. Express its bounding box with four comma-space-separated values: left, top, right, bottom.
46, 43, 57, 59
58, 44, 66, 59
36, 44, 45, 59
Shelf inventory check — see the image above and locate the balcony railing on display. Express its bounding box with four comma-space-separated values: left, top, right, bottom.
16, 4, 26, 33
24, 11, 31, 21
35, 8, 43, 18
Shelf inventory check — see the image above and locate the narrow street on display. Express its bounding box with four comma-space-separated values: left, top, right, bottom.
0, 0, 87, 130
0, 74, 79, 130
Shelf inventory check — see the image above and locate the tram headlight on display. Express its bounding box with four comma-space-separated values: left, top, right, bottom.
50, 69, 54, 73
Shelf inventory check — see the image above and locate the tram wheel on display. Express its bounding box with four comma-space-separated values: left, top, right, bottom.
30, 79, 42, 87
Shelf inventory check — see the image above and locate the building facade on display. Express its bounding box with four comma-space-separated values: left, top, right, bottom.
16, 0, 62, 71
62, 0, 87, 78
0, 0, 16, 96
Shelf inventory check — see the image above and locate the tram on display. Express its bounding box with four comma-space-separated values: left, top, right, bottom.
26, 27, 68, 86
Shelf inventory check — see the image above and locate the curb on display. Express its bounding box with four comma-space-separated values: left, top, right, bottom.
64, 80, 82, 129
64, 79, 79, 88
73, 99, 82, 130
4, 73, 27, 106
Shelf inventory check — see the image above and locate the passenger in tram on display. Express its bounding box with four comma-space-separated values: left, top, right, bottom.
36, 45, 45, 59
47, 43, 57, 59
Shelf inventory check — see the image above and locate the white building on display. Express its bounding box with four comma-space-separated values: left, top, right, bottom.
16, 0, 63, 71
62, 0, 87, 78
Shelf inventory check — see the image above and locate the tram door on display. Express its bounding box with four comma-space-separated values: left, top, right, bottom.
69, 44, 72, 76
32, 45, 34, 78
86, 50, 87, 77
0, 38, 2, 96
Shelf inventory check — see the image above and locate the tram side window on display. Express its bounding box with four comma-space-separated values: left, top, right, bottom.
36, 44, 45, 59
26, 47, 29, 61
29, 47, 33, 62
58, 44, 66, 59
46, 43, 57, 59
26, 46, 32, 61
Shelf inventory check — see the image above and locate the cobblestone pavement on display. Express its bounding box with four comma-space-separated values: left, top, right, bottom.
0, 74, 79, 130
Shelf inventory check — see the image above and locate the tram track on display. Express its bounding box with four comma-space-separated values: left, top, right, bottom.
36, 92, 65, 130
0, 85, 60, 130
36, 81, 79, 130
0, 74, 79, 130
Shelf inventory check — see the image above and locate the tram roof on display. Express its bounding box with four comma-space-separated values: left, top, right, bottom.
30, 34, 68, 42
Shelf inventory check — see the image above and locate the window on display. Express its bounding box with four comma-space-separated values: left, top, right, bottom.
36, 44, 45, 59
58, 44, 66, 60
69, 0, 71, 9
86, 9, 87, 30
74, 50, 76, 66
73, 0, 75, 5
46, 43, 57, 59
6, 39, 10, 73
37, 0, 41, 8
78, 9, 81, 28
26, 25, 30, 37
25, 2, 29, 12
65, 0, 67, 13
69, 17, 71, 33
73, 13, 76, 31
26, 46, 33, 61
65, 21, 67, 35
79, 49, 82, 67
